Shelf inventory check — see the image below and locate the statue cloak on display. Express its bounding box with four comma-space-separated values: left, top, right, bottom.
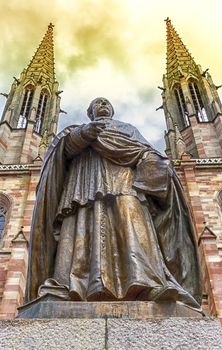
25, 119, 202, 308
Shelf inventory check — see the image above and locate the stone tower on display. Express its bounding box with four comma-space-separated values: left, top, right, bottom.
0, 23, 60, 164
163, 17, 222, 160
0, 24, 60, 318
161, 18, 222, 319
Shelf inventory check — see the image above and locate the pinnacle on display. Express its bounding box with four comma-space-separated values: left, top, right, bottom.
175, 123, 184, 142
165, 19, 198, 85
24, 23, 56, 85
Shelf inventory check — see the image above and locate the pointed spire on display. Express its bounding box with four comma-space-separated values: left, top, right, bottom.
165, 18, 198, 86
24, 23, 56, 85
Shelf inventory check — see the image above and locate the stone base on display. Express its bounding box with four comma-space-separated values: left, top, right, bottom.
17, 295, 203, 319
1, 318, 222, 349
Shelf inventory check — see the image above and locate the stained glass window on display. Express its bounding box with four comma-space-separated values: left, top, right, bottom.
0, 207, 6, 239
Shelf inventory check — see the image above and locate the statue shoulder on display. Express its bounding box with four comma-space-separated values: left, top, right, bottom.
52, 124, 83, 144
40, 124, 82, 177
112, 119, 137, 133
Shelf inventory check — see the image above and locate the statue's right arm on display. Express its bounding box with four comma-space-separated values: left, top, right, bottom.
64, 126, 91, 159
65, 122, 106, 159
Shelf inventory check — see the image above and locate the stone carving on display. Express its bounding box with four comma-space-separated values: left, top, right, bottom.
173, 158, 222, 166
25, 98, 202, 312
0, 164, 30, 171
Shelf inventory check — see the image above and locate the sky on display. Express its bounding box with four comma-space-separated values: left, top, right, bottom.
0, 0, 222, 152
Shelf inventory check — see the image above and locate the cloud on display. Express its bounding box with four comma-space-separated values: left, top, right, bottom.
55, 1, 131, 79
0, 0, 222, 154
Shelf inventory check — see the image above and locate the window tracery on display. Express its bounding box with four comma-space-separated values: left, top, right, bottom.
34, 89, 48, 134
0, 193, 11, 240
188, 80, 208, 122
17, 85, 34, 128
174, 84, 189, 128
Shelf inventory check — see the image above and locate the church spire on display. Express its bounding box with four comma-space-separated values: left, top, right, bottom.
165, 17, 199, 87
0, 24, 61, 164
162, 19, 222, 159
23, 23, 55, 86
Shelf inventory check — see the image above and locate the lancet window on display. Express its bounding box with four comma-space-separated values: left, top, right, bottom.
34, 89, 48, 134
174, 84, 189, 128
17, 85, 34, 128
188, 80, 208, 122
0, 208, 6, 239
0, 193, 11, 240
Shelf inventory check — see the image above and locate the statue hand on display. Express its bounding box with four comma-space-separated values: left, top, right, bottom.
82, 121, 106, 141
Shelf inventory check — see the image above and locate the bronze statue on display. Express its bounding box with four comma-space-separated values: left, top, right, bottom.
26, 97, 202, 310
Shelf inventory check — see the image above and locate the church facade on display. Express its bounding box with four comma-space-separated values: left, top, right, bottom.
0, 20, 222, 319
162, 18, 222, 318
0, 24, 61, 318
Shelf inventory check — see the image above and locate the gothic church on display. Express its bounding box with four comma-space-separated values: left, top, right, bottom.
0, 20, 222, 320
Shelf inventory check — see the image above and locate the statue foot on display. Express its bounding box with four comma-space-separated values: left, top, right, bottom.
38, 278, 71, 300
149, 286, 179, 302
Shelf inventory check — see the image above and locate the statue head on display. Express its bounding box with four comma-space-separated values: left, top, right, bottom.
87, 97, 114, 120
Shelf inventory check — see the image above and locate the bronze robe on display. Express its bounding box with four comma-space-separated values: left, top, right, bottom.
26, 119, 202, 308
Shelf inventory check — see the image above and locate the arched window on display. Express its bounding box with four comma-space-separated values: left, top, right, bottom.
188, 80, 208, 122
0, 193, 11, 240
17, 85, 34, 128
0, 208, 6, 239
34, 89, 49, 134
174, 84, 189, 128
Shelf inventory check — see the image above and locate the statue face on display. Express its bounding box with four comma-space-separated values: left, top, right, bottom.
90, 98, 114, 120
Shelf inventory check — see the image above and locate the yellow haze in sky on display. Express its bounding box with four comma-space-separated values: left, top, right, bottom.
0, 0, 221, 151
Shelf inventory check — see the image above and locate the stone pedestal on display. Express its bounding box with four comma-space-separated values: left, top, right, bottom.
12, 299, 222, 349
1, 318, 222, 349
17, 296, 202, 319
